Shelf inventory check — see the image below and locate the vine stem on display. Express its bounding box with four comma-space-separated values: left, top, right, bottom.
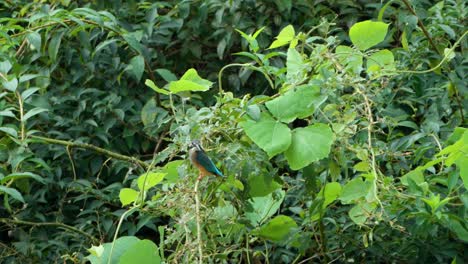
355, 86, 384, 213
194, 178, 203, 264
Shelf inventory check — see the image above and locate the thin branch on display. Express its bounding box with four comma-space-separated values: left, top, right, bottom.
144, 60, 161, 107
31, 135, 149, 169
194, 178, 203, 264
0, 218, 98, 243
15, 91, 25, 141
401, 0, 440, 55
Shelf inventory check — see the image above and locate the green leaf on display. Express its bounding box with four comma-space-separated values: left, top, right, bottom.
248, 174, 282, 197
0, 172, 44, 184
137, 172, 166, 191
447, 217, 468, 242
145, 79, 169, 95
349, 20, 389, 51
129, 55, 145, 81
119, 188, 139, 206
245, 190, 285, 226
311, 182, 342, 221
444, 48, 456, 62
169, 68, 213, 93
0, 60, 12, 73
2, 78, 18, 92
400, 169, 425, 186
240, 113, 291, 158
266, 84, 326, 123
349, 202, 376, 225
286, 48, 306, 82
339, 178, 371, 204
256, 215, 297, 242
93, 39, 119, 56
155, 69, 177, 82
122, 33, 145, 55
86, 236, 139, 264
162, 160, 183, 183
366, 49, 395, 76
0, 109, 15, 118
48, 31, 64, 62
141, 98, 167, 127
119, 239, 161, 264
284, 124, 334, 170
0, 186, 25, 203
268, 25, 295, 49
23, 107, 48, 121
456, 156, 468, 189
0, 127, 18, 138
246, 104, 261, 121
27, 32, 41, 50
21, 87, 40, 101
335, 45, 363, 74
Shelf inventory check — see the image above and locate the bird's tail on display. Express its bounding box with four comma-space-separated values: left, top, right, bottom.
214, 168, 224, 177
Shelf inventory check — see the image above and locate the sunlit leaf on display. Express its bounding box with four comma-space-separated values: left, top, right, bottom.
349, 20, 389, 51
137, 172, 166, 190
268, 25, 295, 49
119, 239, 161, 264
119, 188, 139, 206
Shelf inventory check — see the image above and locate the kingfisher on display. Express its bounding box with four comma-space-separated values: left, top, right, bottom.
189, 140, 224, 180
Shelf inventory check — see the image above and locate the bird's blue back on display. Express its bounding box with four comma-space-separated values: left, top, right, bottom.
195, 150, 224, 177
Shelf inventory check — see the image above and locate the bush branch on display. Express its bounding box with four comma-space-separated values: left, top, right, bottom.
0, 218, 98, 243
31, 135, 149, 169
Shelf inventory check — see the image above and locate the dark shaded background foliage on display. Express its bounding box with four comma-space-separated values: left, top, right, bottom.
0, 0, 466, 263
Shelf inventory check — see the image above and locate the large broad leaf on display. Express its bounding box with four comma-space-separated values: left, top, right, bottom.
366, 49, 395, 76
119, 239, 161, 264
162, 160, 183, 183
145, 79, 170, 95
349, 202, 377, 225
349, 20, 389, 51
169, 68, 213, 93
311, 182, 342, 221
86, 236, 139, 264
240, 113, 291, 158
245, 190, 285, 226
335, 45, 363, 74
248, 173, 282, 197
265, 84, 327, 123
119, 188, 139, 206
339, 177, 371, 204
256, 215, 297, 242
268, 25, 295, 49
137, 172, 166, 191
284, 124, 334, 170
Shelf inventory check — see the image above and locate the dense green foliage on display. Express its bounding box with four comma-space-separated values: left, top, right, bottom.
0, 0, 467, 263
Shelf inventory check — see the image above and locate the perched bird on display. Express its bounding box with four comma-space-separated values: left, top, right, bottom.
189, 140, 224, 180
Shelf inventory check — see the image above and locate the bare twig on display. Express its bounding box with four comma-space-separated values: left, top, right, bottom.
194, 178, 203, 264
31, 135, 149, 169
401, 0, 440, 55
0, 218, 98, 243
